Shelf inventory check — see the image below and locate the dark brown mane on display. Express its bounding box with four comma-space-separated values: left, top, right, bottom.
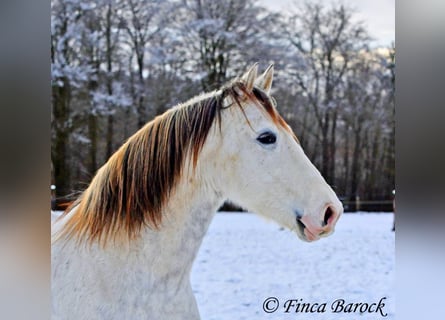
55, 80, 291, 246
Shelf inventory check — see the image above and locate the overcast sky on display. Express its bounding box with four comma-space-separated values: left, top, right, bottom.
259, 0, 395, 47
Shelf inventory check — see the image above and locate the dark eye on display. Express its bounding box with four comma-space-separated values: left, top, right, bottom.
257, 131, 277, 145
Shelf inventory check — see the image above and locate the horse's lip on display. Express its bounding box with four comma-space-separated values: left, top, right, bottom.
303, 228, 320, 241
296, 218, 319, 242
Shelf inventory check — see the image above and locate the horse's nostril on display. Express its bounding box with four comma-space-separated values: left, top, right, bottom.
323, 206, 334, 227
294, 209, 303, 220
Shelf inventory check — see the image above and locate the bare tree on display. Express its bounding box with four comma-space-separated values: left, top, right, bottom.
177, 0, 281, 90
120, 0, 171, 128
51, 0, 394, 208
341, 47, 395, 200
51, 0, 93, 196
285, 1, 369, 185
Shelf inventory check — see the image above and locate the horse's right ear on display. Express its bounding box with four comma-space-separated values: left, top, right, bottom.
241, 63, 258, 91
255, 64, 274, 94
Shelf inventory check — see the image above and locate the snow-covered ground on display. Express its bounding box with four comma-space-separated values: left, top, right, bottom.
52, 211, 394, 319
191, 212, 395, 320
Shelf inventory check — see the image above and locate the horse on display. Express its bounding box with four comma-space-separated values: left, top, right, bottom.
51, 64, 343, 320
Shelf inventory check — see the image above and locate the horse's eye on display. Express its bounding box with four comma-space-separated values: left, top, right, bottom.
257, 131, 277, 145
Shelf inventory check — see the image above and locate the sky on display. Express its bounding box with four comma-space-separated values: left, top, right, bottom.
259, 0, 395, 47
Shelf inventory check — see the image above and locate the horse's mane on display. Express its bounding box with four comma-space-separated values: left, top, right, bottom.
56, 80, 292, 246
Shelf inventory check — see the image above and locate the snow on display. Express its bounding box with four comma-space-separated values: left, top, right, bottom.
51, 211, 394, 319
191, 212, 395, 320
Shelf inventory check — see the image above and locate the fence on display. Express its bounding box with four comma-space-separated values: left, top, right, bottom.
340, 198, 394, 212
218, 198, 395, 213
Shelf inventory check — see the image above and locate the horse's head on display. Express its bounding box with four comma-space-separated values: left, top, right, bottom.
205, 64, 343, 242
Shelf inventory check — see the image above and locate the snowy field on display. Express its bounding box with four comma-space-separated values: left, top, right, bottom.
51, 211, 394, 319
191, 212, 395, 320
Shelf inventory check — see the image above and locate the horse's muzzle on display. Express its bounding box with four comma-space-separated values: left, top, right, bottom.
296, 204, 342, 242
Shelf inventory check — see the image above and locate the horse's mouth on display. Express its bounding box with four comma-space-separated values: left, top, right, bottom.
296, 218, 320, 242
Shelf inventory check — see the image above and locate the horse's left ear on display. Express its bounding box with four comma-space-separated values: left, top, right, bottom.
255, 64, 274, 94
241, 63, 258, 91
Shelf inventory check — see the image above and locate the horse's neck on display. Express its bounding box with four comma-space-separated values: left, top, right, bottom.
51, 175, 222, 319
135, 177, 223, 280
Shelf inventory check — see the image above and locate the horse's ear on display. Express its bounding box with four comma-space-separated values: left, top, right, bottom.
241, 63, 258, 91
255, 64, 274, 94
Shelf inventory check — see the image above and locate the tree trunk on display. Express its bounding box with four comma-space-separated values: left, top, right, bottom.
126, 54, 135, 139
105, 2, 114, 159
106, 115, 114, 158
329, 109, 337, 187
88, 113, 97, 175
351, 127, 361, 197
343, 123, 350, 196
368, 128, 380, 199
53, 133, 69, 196
363, 131, 371, 199
136, 53, 146, 128
321, 112, 331, 182
137, 95, 145, 128
52, 82, 71, 197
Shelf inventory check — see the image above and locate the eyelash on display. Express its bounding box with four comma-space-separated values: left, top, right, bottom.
257, 131, 277, 145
